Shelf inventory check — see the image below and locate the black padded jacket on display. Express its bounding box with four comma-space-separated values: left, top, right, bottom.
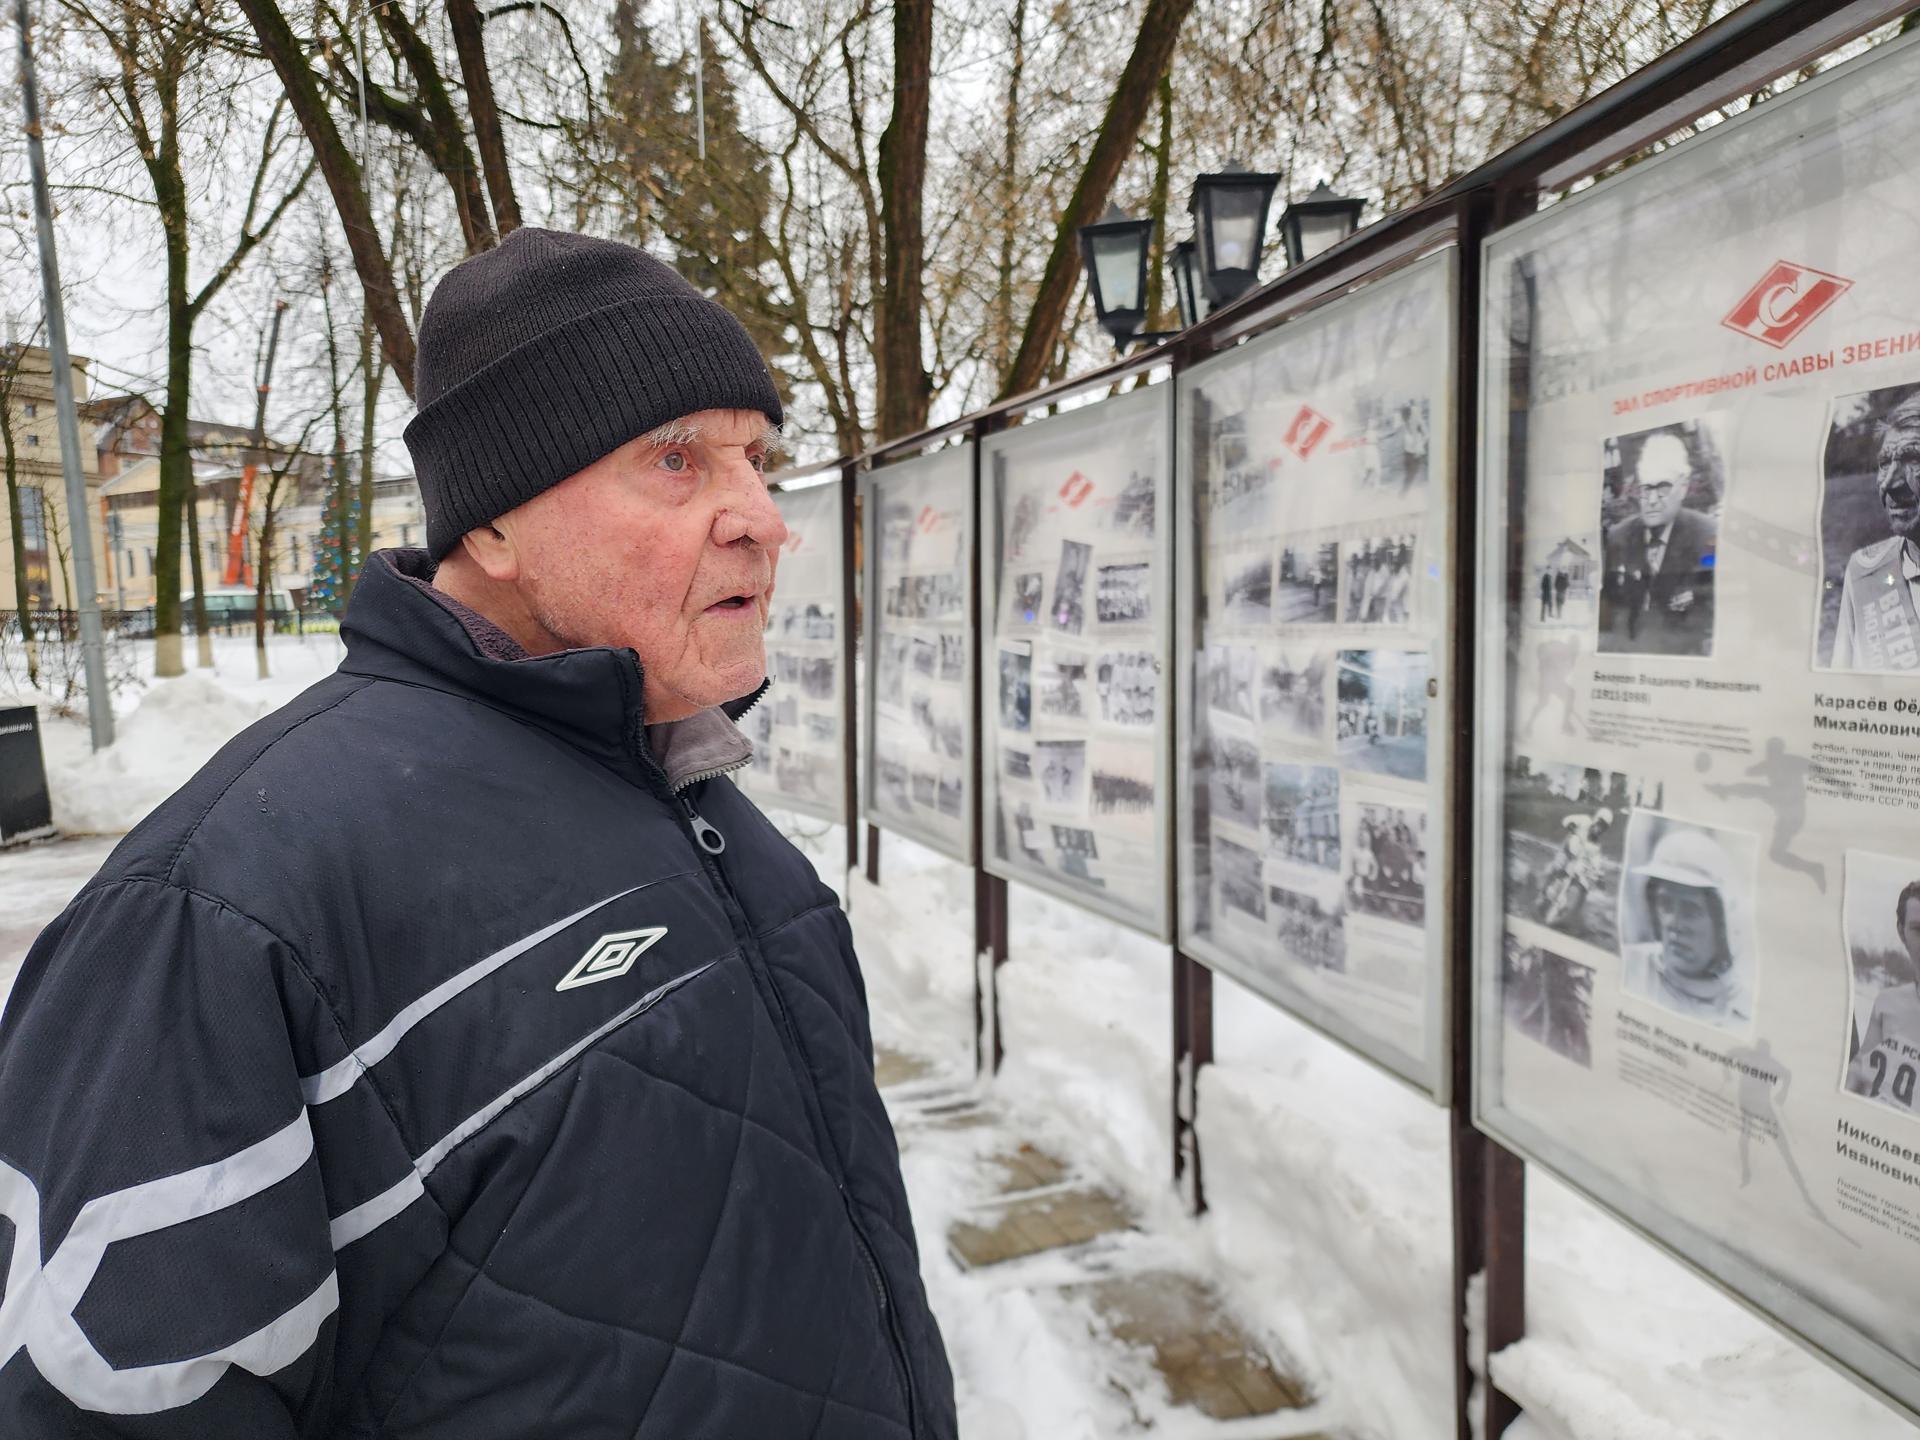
0, 548, 957, 1439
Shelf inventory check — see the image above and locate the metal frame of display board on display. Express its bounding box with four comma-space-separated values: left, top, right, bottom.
1471, 25, 1920, 1426
860, 441, 978, 866
742, 461, 859, 885
976, 379, 1179, 942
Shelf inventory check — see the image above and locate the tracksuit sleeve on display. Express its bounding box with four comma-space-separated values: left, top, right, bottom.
0, 878, 337, 1438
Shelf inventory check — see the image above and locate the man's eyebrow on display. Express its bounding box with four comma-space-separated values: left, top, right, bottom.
636, 419, 785, 455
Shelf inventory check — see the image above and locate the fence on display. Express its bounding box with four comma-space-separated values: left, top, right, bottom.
725, 3, 1920, 1433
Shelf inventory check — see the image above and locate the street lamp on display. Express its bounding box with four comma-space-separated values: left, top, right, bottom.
1169, 238, 1208, 330
1280, 180, 1366, 268
1077, 204, 1155, 351
1189, 161, 1280, 308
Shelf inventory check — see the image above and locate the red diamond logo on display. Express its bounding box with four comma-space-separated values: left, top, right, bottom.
917, 505, 938, 533
1282, 406, 1332, 459
1059, 472, 1094, 507
1721, 260, 1851, 350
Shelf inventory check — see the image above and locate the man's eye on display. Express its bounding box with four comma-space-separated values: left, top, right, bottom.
748, 451, 767, 473
660, 450, 688, 473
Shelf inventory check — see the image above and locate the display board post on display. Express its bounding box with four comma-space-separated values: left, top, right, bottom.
1445, 187, 1529, 1440
973, 416, 1008, 1077
865, 823, 881, 885
1172, 948, 1214, 1214
841, 463, 860, 892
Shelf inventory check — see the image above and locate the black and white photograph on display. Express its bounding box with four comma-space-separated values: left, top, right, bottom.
1006, 485, 1041, 562
1618, 811, 1758, 1034
939, 633, 966, 681
1096, 562, 1153, 626
880, 498, 917, 568
780, 601, 836, 641
1208, 410, 1276, 530
1221, 551, 1274, 627
1503, 934, 1595, 1068
878, 635, 909, 707
1264, 763, 1340, 872
1005, 747, 1033, 781
1052, 825, 1100, 875
1050, 539, 1092, 634
1335, 650, 1429, 782
1207, 734, 1262, 831
1009, 798, 1042, 857
878, 758, 911, 812
1275, 541, 1339, 625
1356, 393, 1432, 497
1842, 850, 1920, 1118
1526, 532, 1599, 630
1096, 651, 1157, 727
775, 748, 832, 805
936, 715, 964, 760
1817, 382, 1920, 672
911, 771, 938, 808
1111, 469, 1156, 537
1013, 571, 1045, 626
1260, 650, 1329, 741
1597, 417, 1725, 659
1345, 800, 1427, 927
1215, 835, 1267, 920
1036, 739, 1088, 808
1091, 764, 1155, 817
1502, 756, 1657, 950
1341, 534, 1415, 625
804, 713, 837, 744
1271, 883, 1345, 973
1205, 642, 1258, 722
1037, 651, 1091, 720
774, 696, 800, 729
911, 637, 937, 678
937, 775, 964, 818
798, 656, 837, 702
998, 646, 1033, 731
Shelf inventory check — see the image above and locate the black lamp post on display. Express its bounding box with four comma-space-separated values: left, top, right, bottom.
1170, 238, 1208, 330
1189, 161, 1280, 308
1279, 180, 1366, 267
1077, 205, 1155, 350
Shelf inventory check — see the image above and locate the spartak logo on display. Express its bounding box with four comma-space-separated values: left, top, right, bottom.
1721, 260, 1852, 350
1282, 406, 1332, 459
917, 505, 939, 534
1059, 472, 1094, 507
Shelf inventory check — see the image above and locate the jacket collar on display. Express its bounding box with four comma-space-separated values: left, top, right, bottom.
339, 549, 766, 794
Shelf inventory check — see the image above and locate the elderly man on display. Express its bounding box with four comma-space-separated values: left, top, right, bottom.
0, 231, 956, 1438
1599, 428, 1717, 657
1832, 393, 1920, 672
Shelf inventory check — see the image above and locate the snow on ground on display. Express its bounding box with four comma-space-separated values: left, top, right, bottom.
2, 637, 1915, 1438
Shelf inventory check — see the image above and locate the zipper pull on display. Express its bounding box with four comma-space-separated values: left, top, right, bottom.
680, 794, 727, 855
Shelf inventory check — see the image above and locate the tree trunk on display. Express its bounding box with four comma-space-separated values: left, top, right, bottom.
357, 312, 379, 571
992, 0, 1028, 387
1144, 71, 1174, 332
448, 0, 521, 233
154, 219, 193, 677
236, 0, 420, 396
376, 3, 495, 252
873, 0, 934, 442
1, 383, 38, 687
185, 470, 212, 667
998, 0, 1198, 399
254, 476, 277, 679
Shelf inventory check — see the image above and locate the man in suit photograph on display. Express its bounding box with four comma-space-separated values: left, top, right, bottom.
1599, 427, 1718, 657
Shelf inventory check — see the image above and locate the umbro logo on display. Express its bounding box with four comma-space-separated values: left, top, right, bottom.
556, 927, 668, 991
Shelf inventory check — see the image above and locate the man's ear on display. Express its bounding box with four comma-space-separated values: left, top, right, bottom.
458, 521, 520, 582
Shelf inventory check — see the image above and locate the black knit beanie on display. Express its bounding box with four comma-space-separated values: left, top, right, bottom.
403, 228, 784, 558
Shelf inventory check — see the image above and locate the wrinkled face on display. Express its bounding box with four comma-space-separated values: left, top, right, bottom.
497, 408, 786, 722
1900, 896, 1920, 975
1635, 433, 1692, 531
1877, 420, 1920, 542
1650, 879, 1723, 977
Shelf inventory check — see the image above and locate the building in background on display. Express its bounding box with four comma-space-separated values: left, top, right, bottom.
0, 345, 107, 611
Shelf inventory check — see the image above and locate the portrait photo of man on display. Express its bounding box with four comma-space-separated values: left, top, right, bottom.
1819, 385, 1920, 672
1842, 851, 1920, 1117
1598, 421, 1722, 658
1619, 814, 1758, 1034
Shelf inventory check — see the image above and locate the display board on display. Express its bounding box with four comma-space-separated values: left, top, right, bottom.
1178, 250, 1457, 1097
980, 385, 1173, 937
864, 444, 976, 861
1475, 32, 1920, 1417
739, 476, 847, 824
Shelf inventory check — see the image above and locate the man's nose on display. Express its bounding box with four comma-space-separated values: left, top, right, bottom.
712, 458, 790, 549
